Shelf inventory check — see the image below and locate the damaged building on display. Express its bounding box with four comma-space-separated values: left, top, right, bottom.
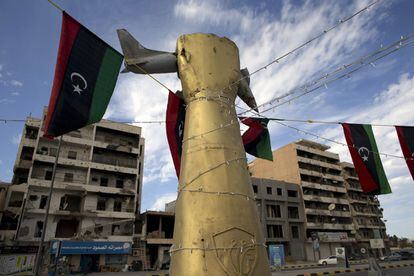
0, 111, 145, 273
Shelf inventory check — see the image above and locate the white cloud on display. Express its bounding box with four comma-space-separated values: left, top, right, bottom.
149, 192, 177, 211
11, 92, 20, 96
10, 80, 23, 87
11, 133, 21, 145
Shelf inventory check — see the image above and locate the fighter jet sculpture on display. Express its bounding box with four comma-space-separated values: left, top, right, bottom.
117, 29, 258, 111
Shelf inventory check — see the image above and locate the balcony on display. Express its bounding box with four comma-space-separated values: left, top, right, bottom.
301, 181, 346, 193
33, 153, 90, 168
306, 222, 354, 231
305, 208, 351, 217
297, 156, 342, 171
299, 168, 344, 182
295, 144, 340, 161
303, 194, 349, 205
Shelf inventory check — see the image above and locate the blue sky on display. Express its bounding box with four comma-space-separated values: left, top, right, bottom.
1, 0, 414, 238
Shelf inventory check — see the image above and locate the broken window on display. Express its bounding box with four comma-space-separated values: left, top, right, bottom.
39, 195, 48, 209
253, 185, 258, 194
34, 221, 43, 237
288, 206, 299, 219
45, 170, 53, 180
67, 151, 77, 160
112, 224, 120, 235
59, 195, 81, 212
100, 177, 108, 187
114, 200, 122, 212
287, 190, 298, 197
277, 188, 283, 196
97, 198, 106, 211
49, 148, 57, 157
64, 173, 74, 182
267, 225, 283, 238
94, 226, 103, 235
8, 191, 24, 207
116, 179, 124, 189
266, 204, 281, 218
266, 187, 272, 195
55, 219, 79, 238
29, 195, 38, 201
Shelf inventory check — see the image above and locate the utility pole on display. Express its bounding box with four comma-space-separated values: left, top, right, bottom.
170, 33, 271, 276
33, 136, 63, 276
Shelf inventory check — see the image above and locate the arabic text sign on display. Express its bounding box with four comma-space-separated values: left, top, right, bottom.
50, 241, 132, 255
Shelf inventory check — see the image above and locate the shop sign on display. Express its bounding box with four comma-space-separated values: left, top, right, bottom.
369, 239, 384, 249
317, 232, 348, 242
50, 241, 132, 255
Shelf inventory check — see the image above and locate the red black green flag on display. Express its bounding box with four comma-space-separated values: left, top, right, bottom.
395, 126, 414, 180
166, 91, 186, 178
44, 12, 123, 138
342, 123, 391, 195
240, 117, 273, 161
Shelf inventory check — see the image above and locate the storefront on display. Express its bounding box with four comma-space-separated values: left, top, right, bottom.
50, 240, 132, 273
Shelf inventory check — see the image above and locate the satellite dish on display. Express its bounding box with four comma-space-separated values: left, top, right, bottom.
328, 203, 336, 211
361, 248, 366, 254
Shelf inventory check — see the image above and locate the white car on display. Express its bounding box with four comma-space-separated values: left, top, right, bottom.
318, 256, 338, 266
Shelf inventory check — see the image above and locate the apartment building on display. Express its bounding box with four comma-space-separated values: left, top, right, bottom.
251, 178, 306, 261
133, 211, 174, 270
0, 111, 145, 273
341, 162, 386, 256
249, 140, 357, 261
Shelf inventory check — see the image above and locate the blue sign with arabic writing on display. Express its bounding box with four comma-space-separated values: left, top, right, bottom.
50, 241, 132, 255
269, 244, 285, 266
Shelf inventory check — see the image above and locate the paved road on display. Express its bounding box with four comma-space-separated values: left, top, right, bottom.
334, 267, 414, 276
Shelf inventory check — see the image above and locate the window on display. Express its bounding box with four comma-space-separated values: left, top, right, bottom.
139, 145, 143, 156
97, 198, 106, 211
288, 206, 299, 219
8, 192, 24, 207
94, 226, 103, 235
45, 170, 53, 180
253, 185, 258, 194
287, 190, 298, 197
267, 225, 283, 238
67, 151, 77, 159
138, 162, 142, 175
277, 188, 282, 196
291, 226, 299, 239
39, 196, 48, 209
91, 177, 98, 182
266, 187, 272, 195
114, 201, 122, 212
29, 195, 38, 201
34, 221, 43, 237
49, 148, 57, 157
64, 173, 74, 182
116, 179, 124, 189
266, 204, 281, 218
100, 177, 108, 187
112, 224, 120, 235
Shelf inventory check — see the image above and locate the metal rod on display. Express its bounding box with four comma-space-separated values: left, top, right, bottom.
33, 136, 63, 276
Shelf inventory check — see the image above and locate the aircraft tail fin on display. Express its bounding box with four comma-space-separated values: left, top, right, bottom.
116, 29, 147, 60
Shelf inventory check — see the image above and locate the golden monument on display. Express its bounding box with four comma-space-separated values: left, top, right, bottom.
118, 32, 271, 276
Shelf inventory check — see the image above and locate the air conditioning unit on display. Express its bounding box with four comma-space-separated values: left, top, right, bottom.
0, 234, 5, 241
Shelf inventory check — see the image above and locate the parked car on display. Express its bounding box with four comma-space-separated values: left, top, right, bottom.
381, 252, 402, 262
348, 253, 363, 261
397, 251, 414, 260
318, 256, 338, 266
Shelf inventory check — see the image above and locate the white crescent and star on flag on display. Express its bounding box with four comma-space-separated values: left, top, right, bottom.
358, 146, 370, 162
71, 72, 88, 95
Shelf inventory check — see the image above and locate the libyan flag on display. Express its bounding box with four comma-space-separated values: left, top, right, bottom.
44, 12, 123, 138
165, 95, 273, 178
342, 123, 391, 195
395, 126, 414, 181
240, 117, 273, 161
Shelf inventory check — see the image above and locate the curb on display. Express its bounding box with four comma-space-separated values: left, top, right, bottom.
296, 262, 414, 276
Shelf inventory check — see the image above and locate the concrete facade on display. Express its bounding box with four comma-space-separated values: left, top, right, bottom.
0, 112, 145, 273
251, 178, 306, 261
248, 139, 388, 261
